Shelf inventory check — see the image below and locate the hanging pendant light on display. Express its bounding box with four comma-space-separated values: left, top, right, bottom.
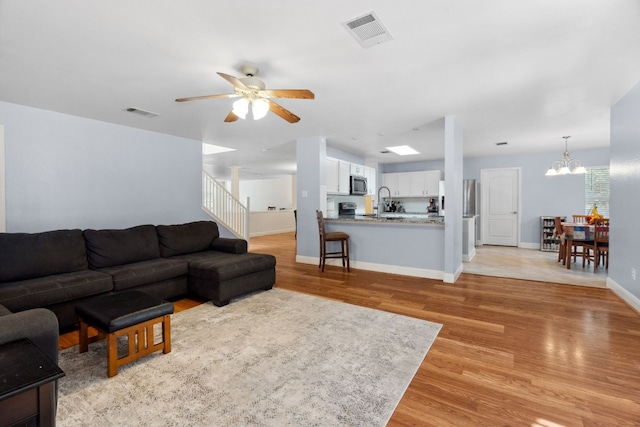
545, 136, 587, 176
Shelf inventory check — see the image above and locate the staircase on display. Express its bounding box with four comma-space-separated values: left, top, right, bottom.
201, 171, 249, 239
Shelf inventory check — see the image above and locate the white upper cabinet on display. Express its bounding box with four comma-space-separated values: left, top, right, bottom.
338, 161, 350, 194
423, 170, 443, 196
350, 163, 365, 176
382, 172, 411, 197
382, 170, 442, 197
363, 166, 376, 196
326, 157, 351, 195
326, 158, 339, 194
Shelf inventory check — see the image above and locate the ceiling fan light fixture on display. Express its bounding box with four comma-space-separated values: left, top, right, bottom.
232, 98, 249, 120
252, 99, 270, 120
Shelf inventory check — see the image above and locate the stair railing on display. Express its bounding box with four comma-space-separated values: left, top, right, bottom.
202, 171, 249, 240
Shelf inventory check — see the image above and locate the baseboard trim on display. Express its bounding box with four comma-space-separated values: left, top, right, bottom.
607, 277, 640, 315
463, 247, 476, 262
295, 255, 444, 280
443, 263, 464, 283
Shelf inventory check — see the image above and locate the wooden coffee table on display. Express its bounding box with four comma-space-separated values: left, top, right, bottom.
75, 291, 174, 377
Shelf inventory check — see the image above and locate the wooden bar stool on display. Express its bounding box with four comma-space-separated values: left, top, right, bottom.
316, 210, 350, 272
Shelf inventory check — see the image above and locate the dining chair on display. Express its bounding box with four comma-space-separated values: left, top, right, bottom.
316, 210, 350, 272
553, 217, 567, 264
572, 215, 588, 223
555, 216, 584, 265
582, 219, 609, 272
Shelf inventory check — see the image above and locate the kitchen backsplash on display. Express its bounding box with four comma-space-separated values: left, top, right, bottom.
327, 195, 437, 214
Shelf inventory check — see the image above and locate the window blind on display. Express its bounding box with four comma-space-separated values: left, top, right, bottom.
585, 167, 610, 217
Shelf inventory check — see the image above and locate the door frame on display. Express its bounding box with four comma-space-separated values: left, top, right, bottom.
480, 167, 522, 247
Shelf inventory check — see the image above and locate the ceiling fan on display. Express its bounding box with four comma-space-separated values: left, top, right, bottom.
175, 65, 314, 123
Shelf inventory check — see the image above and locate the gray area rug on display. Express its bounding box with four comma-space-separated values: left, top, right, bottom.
57, 289, 441, 426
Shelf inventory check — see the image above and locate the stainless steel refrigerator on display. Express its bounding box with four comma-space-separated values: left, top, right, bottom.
462, 179, 477, 217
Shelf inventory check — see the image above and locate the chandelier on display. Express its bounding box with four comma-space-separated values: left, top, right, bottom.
545, 136, 586, 176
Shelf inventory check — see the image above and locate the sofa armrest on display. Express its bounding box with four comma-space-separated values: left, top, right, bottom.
0, 307, 59, 365
210, 238, 248, 254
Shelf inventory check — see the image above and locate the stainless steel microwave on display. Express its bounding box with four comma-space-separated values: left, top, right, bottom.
350, 175, 367, 195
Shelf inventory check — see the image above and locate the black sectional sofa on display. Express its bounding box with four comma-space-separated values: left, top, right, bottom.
0, 221, 276, 330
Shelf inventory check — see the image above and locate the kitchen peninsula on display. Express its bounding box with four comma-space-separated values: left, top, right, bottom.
323, 214, 446, 279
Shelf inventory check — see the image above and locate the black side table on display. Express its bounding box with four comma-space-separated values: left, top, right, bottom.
0, 339, 65, 427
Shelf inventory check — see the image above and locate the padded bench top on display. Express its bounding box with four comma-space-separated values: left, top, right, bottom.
75, 290, 174, 333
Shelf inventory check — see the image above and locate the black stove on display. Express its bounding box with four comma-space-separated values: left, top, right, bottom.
338, 202, 357, 218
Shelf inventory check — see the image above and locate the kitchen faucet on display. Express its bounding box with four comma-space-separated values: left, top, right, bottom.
377, 186, 391, 219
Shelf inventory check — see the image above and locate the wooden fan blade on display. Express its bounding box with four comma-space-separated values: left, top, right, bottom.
268, 100, 301, 123
264, 89, 315, 99
175, 93, 239, 102
224, 111, 239, 122
217, 72, 250, 90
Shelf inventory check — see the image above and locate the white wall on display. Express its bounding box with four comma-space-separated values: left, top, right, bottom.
609, 79, 640, 307
0, 101, 221, 233
240, 176, 294, 211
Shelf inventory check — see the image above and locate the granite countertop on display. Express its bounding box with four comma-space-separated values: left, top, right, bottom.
326, 214, 445, 225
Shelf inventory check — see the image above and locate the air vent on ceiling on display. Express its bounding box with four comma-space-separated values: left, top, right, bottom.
342, 11, 393, 49
124, 107, 159, 118
496, 141, 508, 146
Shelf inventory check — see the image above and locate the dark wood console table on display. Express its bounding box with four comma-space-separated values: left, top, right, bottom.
0, 339, 64, 427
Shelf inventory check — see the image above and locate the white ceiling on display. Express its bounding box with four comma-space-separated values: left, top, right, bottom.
1, 1, 639, 180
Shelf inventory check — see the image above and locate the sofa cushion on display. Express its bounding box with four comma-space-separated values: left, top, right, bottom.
210, 237, 247, 254
186, 251, 276, 283
0, 304, 11, 316
0, 270, 113, 313
156, 221, 220, 258
0, 229, 88, 283
84, 225, 161, 268
96, 258, 188, 291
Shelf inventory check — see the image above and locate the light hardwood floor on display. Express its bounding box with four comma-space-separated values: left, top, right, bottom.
463, 244, 608, 288
60, 232, 640, 426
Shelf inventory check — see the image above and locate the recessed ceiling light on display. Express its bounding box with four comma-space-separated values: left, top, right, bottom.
203, 143, 236, 155
385, 145, 419, 156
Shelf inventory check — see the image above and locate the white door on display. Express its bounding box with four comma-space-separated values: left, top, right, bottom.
481, 168, 520, 246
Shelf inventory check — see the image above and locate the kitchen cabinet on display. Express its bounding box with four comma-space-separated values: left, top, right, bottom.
326, 158, 339, 194
409, 171, 442, 196
408, 171, 426, 196
382, 172, 411, 197
326, 157, 350, 195
350, 163, 365, 176
382, 170, 442, 197
364, 166, 376, 196
422, 170, 443, 196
